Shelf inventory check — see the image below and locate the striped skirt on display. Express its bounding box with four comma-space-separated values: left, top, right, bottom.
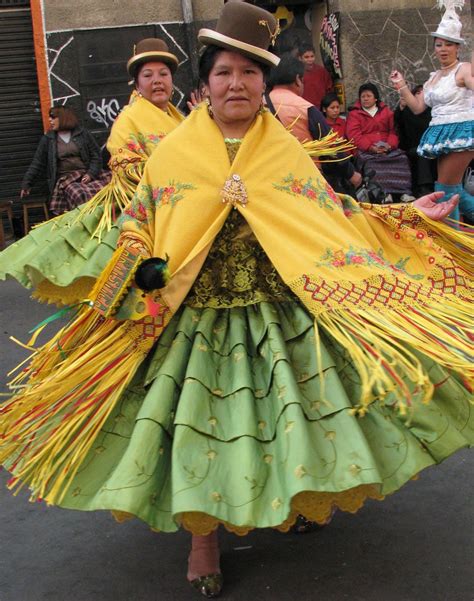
49, 169, 111, 215
357, 149, 412, 194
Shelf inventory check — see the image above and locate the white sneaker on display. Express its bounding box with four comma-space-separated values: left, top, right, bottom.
400, 194, 415, 203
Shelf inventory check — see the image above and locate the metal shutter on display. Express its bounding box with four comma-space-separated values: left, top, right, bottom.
0, 1, 45, 209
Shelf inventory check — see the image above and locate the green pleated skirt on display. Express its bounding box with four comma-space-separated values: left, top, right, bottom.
57, 301, 473, 534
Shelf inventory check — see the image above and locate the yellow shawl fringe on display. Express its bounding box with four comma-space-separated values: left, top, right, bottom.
1, 105, 472, 504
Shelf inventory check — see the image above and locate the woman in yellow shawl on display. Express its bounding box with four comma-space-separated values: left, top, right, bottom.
1, 3, 472, 599
0, 38, 184, 306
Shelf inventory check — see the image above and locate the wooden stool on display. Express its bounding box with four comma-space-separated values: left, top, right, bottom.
0, 201, 15, 250
23, 200, 49, 234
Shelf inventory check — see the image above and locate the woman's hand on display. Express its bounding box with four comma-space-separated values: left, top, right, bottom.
20, 188, 30, 199
81, 174, 92, 184
349, 171, 362, 188
413, 191, 459, 221
186, 89, 204, 112
390, 70, 406, 91
369, 144, 386, 154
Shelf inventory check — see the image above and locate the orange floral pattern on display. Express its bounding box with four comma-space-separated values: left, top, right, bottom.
273, 173, 342, 210
122, 181, 196, 225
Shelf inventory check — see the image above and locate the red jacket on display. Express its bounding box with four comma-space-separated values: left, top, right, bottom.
302, 64, 334, 109
326, 116, 347, 139
346, 101, 399, 152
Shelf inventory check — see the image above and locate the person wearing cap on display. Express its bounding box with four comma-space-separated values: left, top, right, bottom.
0, 38, 184, 306
1, 2, 472, 599
390, 0, 473, 224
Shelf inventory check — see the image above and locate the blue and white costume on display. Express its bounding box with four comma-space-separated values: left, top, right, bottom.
418, 63, 473, 158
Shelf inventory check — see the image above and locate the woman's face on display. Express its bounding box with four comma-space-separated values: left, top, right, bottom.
136, 61, 173, 110
434, 38, 459, 66
49, 112, 59, 131
204, 50, 266, 135
325, 100, 340, 121
360, 90, 377, 109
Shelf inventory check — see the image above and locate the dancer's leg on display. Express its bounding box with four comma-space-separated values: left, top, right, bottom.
437, 150, 472, 184
187, 530, 223, 598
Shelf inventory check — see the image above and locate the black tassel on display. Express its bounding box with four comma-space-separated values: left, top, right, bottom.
135, 256, 170, 291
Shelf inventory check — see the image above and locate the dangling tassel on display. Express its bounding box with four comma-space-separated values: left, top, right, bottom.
277, 112, 356, 162
72, 161, 144, 241
302, 130, 356, 162
365, 203, 474, 276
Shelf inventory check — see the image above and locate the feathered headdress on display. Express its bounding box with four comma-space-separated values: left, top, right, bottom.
431, 0, 466, 44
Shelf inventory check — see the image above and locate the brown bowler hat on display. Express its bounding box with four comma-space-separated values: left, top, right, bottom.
198, 0, 280, 67
127, 38, 179, 77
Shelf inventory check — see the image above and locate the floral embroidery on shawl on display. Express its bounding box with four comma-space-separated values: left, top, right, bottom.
126, 132, 167, 155
273, 173, 342, 209
315, 246, 424, 280
339, 195, 363, 218
122, 181, 196, 225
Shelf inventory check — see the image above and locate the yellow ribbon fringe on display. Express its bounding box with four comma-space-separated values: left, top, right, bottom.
302, 130, 356, 161
1, 259, 171, 504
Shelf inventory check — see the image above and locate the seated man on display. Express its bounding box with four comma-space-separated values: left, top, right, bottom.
266, 54, 361, 194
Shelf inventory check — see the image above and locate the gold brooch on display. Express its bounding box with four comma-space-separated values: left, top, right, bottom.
221, 174, 248, 209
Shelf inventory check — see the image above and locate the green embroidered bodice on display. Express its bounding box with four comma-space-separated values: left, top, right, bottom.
184, 140, 293, 308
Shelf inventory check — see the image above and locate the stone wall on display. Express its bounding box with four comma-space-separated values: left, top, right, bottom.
333, 2, 471, 109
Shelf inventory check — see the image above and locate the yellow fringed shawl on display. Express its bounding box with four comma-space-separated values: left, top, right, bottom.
2, 104, 472, 504
120, 104, 473, 409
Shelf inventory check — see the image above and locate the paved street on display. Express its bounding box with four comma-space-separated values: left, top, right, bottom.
1, 279, 472, 601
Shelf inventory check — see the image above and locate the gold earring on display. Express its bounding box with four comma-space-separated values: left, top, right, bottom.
257, 91, 267, 116
206, 98, 214, 118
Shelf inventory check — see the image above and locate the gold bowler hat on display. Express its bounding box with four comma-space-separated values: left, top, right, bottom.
198, 0, 280, 67
127, 38, 179, 77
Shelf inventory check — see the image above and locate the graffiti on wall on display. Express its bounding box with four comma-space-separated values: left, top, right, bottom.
48, 35, 80, 105
320, 13, 342, 79
87, 98, 121, 128
46, 22, 192, 137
